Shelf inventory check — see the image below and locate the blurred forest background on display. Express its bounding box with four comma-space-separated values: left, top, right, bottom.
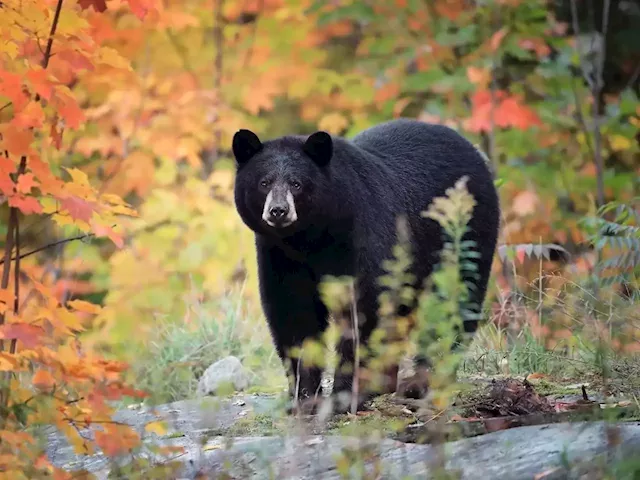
0, 0, 639, 475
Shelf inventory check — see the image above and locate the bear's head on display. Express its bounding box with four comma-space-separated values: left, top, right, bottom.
232, 129, 334, 236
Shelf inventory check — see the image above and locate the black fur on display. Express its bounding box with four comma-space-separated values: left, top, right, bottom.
232, 119, 500, 411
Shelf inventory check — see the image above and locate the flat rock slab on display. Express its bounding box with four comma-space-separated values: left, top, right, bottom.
43, 395, 640, 479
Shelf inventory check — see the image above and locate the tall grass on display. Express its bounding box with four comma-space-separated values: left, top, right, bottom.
131, 289, 284, 405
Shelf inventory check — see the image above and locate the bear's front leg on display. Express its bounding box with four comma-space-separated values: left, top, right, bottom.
256, 242, 329, 412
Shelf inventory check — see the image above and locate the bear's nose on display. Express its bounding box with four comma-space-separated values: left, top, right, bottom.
269, 205, 289, 220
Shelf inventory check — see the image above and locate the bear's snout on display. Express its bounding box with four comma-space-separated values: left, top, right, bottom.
261, 186, 298, 228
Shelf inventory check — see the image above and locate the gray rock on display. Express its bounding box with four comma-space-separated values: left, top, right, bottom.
197, 356, 249, 396
42, 394, 640, 479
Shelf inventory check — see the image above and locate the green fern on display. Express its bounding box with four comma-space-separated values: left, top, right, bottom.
582, 197, 640, 293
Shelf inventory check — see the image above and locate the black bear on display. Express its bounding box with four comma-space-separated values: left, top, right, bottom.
232, 119, 500, 413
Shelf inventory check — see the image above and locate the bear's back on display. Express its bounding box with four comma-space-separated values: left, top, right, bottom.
345, 119, 496, 213
352, 119, 488, 176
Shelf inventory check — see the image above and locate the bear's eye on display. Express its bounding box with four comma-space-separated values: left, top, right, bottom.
291, 181, 301, 190
260, 180, 270, 188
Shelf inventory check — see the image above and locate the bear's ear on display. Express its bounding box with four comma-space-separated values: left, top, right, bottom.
303, 131, 332, 167
232, 129, 262, 166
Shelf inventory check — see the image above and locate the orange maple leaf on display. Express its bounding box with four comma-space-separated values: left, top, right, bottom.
0, 126, 33, 157
0, 156, 16, 196
0, 70, 29, 111
54, 91, 85, 129
12, 102, 45, 129
16, 174, 38, 194
32, 369, 56, 393
26, 68, 53, 101
95, 425, 140, 457
497, 96, 543, 130
8, 195, 42, 215
489, 27, 509, 52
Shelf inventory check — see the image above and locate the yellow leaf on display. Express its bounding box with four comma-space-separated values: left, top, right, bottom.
57, 420, 95, 455
96, 46, 132, 71
32, 369, 55, 392
56, 7, 89, 35
63, 167, 91, 188
0, 354, 18, 372
610, 134, 632, 152
0, 40, 19, 60
54, 307, 85, 331
100, 193, 128, 206
51, 213, 77, 228
144, 420, 167, 436
39, 198, 59, 214
66, 300, 103, 315
318, 113, 349, 135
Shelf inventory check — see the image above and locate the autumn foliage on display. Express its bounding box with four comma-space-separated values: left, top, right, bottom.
0, 0, 638, 476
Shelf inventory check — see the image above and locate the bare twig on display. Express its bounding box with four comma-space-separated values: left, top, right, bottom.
0, 232, 95, 266
241, 0, 264, 68
0, 209, 17, 352
624, 60, 640, 91
569, 0, 595, 89
0, 0, 64, 354
203, 0, 226, 177
569, 0, 608, 208
9, 209, 20, 355
42, 0, 64, 69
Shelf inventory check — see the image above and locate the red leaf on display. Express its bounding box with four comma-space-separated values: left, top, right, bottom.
496, 96, 542, 130
78, 0, 108, 12
466, 89, 542, 133
16, 174, 37, 194
91, 221, 123, 248
60, 196, 96, 222
0, 324, 45, 349
126, 0, 152, 19
8, 195, 42, 214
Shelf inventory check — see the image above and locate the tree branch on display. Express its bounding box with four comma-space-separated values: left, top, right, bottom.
9, 208, 20, 355
42, 0, 64, 69
0, 232, 95, 266
203, 0, 226, 178
569, 0, 608, 208
241, 0, 264, 68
